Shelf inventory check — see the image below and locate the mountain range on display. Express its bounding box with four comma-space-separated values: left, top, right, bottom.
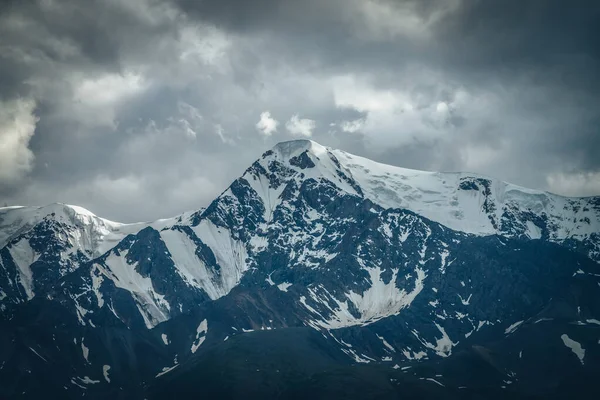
1, 139, 599, 399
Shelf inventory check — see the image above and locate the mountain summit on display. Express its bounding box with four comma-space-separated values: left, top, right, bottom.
1, 140, 599, 399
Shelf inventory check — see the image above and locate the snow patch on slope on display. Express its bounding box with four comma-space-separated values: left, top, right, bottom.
191, 319, 208, 353
102, 365, 111, 383
90, 265, 104, 308
505, 320, 524, 335
525, 221, 542, 239
6, 239, 37, 299
97, 250, 170, 328
244, 172, 286, 222
302, 266, 426, 328
160, 229, 228, 300
561, 334, 585, 364
81, 341, 89, 363
192, 219, 249, 295
377, 334, 396, 352
413, 323, 458, 357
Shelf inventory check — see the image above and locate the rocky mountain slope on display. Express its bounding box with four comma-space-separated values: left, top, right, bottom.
1, 140, 599, 399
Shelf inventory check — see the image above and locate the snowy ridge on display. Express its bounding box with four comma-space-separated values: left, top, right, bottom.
0, 203, 122, 251
303, 141, 598, 238
70, 217, 250, 328
257, 140, 600, 261
0, 203, 191, 256
0, 204, 135, 304
0, 204, 194, 305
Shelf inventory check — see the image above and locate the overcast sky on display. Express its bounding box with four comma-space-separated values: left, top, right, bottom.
1, 0, 599, 222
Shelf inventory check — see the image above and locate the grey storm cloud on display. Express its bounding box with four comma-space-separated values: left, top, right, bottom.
0, 0, 599, 222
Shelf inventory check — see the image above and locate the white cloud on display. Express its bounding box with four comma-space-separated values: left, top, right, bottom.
178, 24, 231, 68
105, 0, 180, 27
351, 0, 462, 41
285, 114, 316, 137
214, 124, 235, 145
354, 0, 427, 40
340, 118, 365, 133
459, 143, 506, 171
0, 98, 38, 185
435, 101, 449, 114
176, 101, 204, 139
330, 73, 458, 148
331, 75, 409, 113
546, 171, 600, 197
71, 71, 147, 129
74, 71, 146, 107
328, 72, 506, 157
177, 118, 198, 138
256, 111, 279, 136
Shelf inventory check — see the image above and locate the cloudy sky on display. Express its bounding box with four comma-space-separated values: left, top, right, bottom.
1, 0, 599, 222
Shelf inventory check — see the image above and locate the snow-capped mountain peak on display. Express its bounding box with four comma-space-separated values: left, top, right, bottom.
0, 203, 118, 249
0, 204, 142, 304
253, 140, 599, 259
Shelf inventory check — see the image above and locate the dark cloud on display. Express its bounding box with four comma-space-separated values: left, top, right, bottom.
1, 0, 599, 221
437, 1, 600, 67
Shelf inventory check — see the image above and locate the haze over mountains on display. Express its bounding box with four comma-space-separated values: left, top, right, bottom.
1, 140, 599, 399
